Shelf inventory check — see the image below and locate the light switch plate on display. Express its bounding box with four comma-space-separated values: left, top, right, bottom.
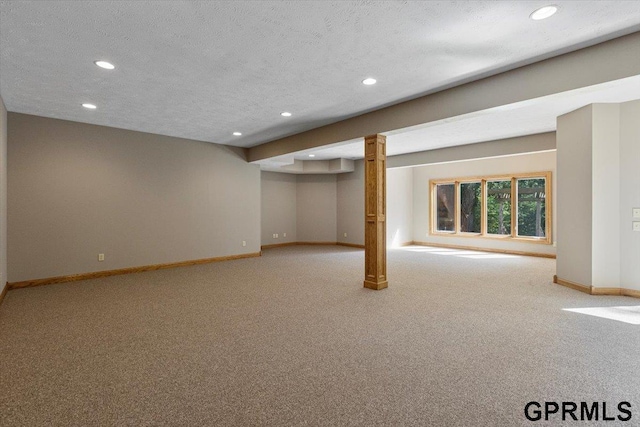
633, 208, 640, 219
633, 222, 640, 232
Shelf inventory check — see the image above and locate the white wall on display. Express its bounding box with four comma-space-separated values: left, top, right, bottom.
0, 96, 7, 293
8, 113, 261, 283
412, 151, 557, 256
261, 137, 558, 256
261, 171, 297, 246
556, 106, 593, 286
387, 167, 413, 247
556, 100, 640, 291
337, 159, 364, 246
619, 100, 640, 290
296, 174, 337, 242
591, 104, 621, 288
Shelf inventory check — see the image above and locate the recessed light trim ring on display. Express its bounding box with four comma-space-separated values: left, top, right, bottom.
94, 60, 115, 70
530, 5, 558, 20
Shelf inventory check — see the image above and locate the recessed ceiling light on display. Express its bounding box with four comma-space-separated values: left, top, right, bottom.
233, 132, 242, 136
308, 154, 315, 158
530, 5, 558, 20
94, 60, 115, 70
362, 78, 377, 85
281, 112, 292, 117
82, 103, 97, 109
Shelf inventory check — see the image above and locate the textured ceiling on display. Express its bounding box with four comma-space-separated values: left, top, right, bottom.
1, 1, 639, 151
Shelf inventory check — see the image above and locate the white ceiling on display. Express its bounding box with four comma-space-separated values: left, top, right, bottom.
280, 75, 640, 163
1, 1, 639, 153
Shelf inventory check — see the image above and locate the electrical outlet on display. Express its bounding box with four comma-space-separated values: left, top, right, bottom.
242, 240, 246, 247
275, 233, 279, 238
633, 222, 640, 232
273, 234, 276, 239
283, 233, 286, 237
343, 232, 347, 237
98, 253, 104, 261
633, 208, 640, 219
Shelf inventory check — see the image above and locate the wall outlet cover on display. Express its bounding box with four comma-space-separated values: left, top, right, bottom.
633, 208, 640, 219
633, 222, 640, 232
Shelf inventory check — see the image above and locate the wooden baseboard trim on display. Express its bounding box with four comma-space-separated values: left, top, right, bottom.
0, 283, 8, 306
260, 242, 298, 250
590, 287, 622, 296
553, 275, 592, 294
295, 241, 339, 246
337, 242, 365, 249
261, 241, 365, 250
411, 241, 556, 259
622, 288, 640, 298
553, 275, 640, 299
7, 252, 261, 290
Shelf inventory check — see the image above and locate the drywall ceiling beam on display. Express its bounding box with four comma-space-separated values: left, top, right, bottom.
387, 132, 556, 168
248, 31, 640, 163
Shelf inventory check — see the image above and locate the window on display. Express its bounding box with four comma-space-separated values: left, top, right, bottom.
487, 180, 511, 235
460, 182, 481, 233
430, 172, 551, 243
516, 178, 546, 238
435, 183, 455, 232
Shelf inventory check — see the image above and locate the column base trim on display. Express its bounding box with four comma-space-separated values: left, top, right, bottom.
364, 280, 388, 290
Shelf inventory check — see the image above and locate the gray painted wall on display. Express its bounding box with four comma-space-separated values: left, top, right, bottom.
387, 167, 413, 247
0, 96, 7, 293
296, 174, 337, 242
337, 160, 364, 246
412, 150, 557, 256
260, 166, 362, 247
556, 106, 594, 286
620, 100, 640, 290
261, 171, 297, 245
8, 113, 261, 283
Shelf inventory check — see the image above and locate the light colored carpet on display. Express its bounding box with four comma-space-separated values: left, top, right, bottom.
0, 245, 638, 426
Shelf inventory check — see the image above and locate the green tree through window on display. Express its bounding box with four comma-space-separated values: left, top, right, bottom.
460, 182, 481, 233
430, 173, 550, 243
487, 180, 511, 235
517, 178, 546, 237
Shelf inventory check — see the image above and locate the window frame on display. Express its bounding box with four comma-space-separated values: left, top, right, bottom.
429, 171, 552, 244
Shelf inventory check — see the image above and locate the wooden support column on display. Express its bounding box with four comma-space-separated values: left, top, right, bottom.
364, 134, 387, 290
